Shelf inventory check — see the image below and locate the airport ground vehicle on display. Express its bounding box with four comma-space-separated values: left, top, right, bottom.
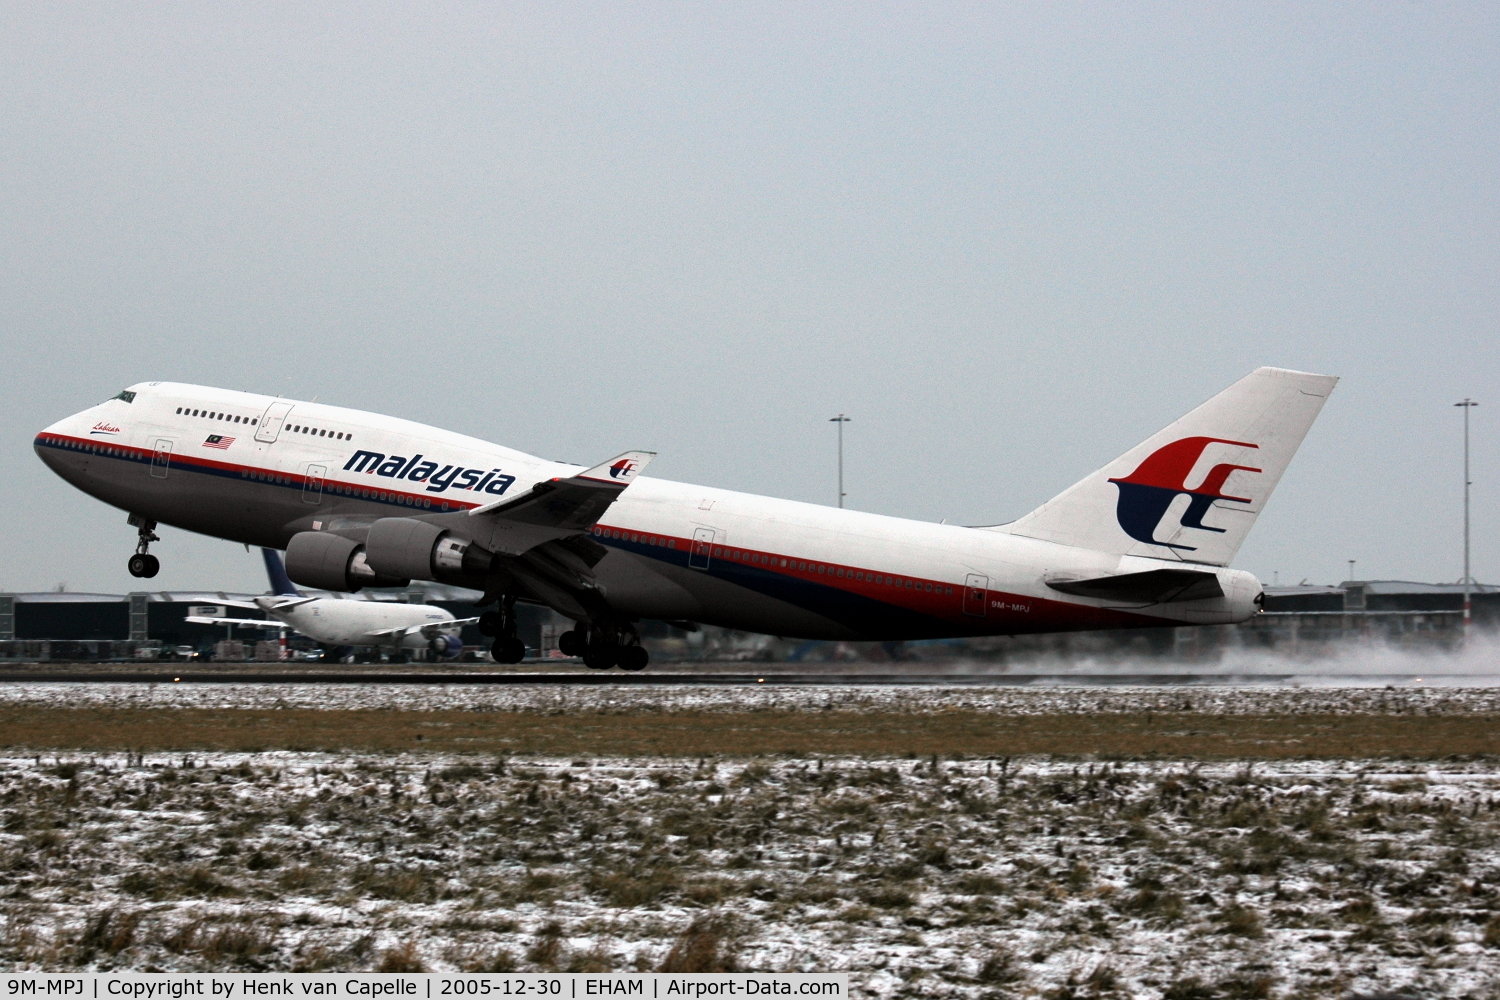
35, 368, 1334, 670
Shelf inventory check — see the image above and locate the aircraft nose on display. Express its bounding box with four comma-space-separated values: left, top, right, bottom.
37, 409, 89, 445
34, 409, 96, 474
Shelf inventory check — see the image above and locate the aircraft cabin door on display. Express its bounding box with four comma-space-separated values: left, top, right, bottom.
303, 464, 326, 504
255, 402, 294, 443
963, 573, 988, 617
689, 527, 716, 570
150, 439, 173, 479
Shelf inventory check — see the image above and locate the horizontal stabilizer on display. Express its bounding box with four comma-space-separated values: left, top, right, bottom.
467, 450, 655, 556
1045, 568, 1223, 604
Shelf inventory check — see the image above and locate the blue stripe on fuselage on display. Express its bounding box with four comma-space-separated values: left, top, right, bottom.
597, 532, 961, 638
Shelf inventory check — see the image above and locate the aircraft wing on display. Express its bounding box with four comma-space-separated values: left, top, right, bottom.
184, 616, 283, 628
466, 450, 655, 556
366, 617, 479, 640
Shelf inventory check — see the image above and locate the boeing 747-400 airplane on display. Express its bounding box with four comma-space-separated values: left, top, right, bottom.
35, 367, 1335, 670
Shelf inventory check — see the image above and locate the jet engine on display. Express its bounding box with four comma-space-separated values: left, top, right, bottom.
429, 634, 464, 658
363, 517, 496, 586
284, 531, 407, 592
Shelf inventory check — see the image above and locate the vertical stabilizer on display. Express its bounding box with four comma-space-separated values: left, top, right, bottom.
998, 367, 1337, 566
261, 548, 302, 596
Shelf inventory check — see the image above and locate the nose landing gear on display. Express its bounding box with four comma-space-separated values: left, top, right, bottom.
127, 516, 160, 579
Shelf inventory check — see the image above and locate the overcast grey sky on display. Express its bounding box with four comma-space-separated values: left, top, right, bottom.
2, 2, 1496, 595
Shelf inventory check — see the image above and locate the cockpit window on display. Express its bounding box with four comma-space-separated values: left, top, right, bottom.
113, 390, 136, 403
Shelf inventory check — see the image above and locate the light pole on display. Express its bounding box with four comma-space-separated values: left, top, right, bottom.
829, 414, 850, 508
1456, 398, 1478, 637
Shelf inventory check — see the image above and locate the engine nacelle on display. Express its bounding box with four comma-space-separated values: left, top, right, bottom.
285, 531, 407, 593
429, 634, 464, 658
365, 518, 446, 581
364, 517, 495, 585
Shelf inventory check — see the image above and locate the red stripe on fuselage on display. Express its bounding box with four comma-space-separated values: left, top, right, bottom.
38, 432, 1183, 633
36, 431, 490, 513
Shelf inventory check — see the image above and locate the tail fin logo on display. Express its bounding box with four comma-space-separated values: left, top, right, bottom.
1107, 437, 1261, 551
609, 459, 638, 480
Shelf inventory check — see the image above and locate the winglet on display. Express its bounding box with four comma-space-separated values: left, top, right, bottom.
463, 450, 656, 554
468, 450, 655, 519
577, 451, 655, 485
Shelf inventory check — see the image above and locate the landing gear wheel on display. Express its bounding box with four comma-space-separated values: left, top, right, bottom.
491, 637, 526, 664
477, 611, 502, 637
558, 630, 583, 657
582, 645, 617, 670
617, 646, 649, 671
127, 516, 161, 578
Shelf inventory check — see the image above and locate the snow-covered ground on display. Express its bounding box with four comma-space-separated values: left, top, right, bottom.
2, 750, 1498, 997
3, 680, 1500, 716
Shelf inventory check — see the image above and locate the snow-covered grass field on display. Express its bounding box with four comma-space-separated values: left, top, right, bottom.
1, 684, 1498, 996
1, 752, 1498, 996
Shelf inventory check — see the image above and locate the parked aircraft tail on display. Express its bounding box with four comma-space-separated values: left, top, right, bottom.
261, 548, 302, 597
997, 367, 1337, 566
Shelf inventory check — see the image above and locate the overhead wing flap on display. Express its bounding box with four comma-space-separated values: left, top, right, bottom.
266, 596, 320, 611
420, 617, 479, 637
1045, 568, 1224, 604
184, 616, 281, 628
467, 450, 656, 556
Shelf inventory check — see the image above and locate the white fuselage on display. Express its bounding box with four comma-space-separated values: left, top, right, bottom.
254, 596, 460, 650
36, 382, 1262, 641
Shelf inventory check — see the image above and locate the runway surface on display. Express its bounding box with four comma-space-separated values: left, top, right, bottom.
0, 669, 1492, 685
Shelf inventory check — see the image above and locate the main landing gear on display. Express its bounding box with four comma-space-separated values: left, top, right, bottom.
126, 516, 160, 579
559, 624, 649, 671
478, 598, 526, 664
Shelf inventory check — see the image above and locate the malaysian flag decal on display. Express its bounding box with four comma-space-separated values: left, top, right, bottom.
203, 435, 234, 450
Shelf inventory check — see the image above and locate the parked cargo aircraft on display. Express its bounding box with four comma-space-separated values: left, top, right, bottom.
35, 367, 1335, 670
185, 548, 478, 659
